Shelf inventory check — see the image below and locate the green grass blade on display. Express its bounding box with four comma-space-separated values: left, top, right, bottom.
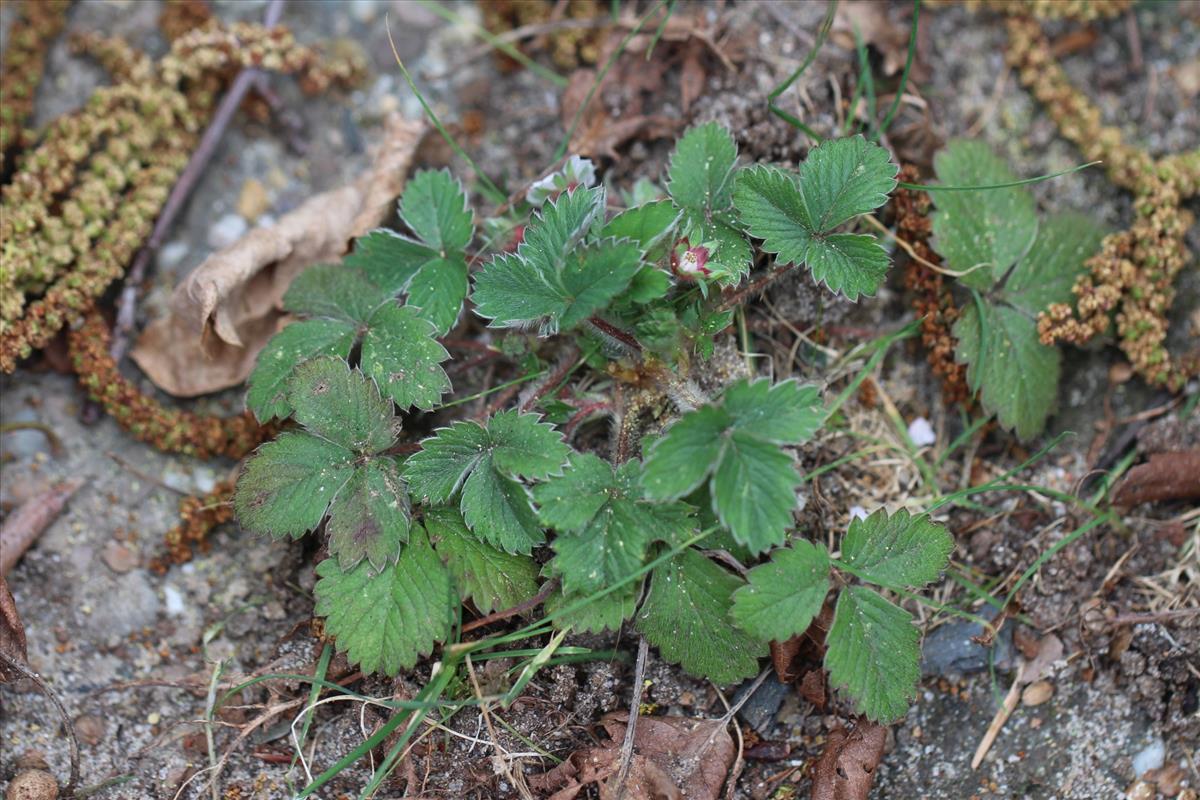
386, 18, 505, 200
877, 0, 920, 137
899, 161, 1102, 192
555, 0, 667, 161
767, 0, 836, 142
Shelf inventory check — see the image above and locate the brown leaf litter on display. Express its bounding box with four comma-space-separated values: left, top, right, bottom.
810, 718, 889, 800
1111, 450, 1200, 507
0, 478, 84, 576
530, 711, 735, 800
130, 114, 426, 397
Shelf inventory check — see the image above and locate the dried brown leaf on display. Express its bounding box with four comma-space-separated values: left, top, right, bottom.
832, 1, 912, 77
530, 712, 734, 800
810, 719, 888, 800
131, 115, 426, 397
1111, 451, 1200, 507
0, 478, 84, 576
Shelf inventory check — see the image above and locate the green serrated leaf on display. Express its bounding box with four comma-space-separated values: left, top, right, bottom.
406, 256, 469, 334
710, 432, 800, 554
636, 549, 767, 684
797, 135, 899, 232
282, 263, 389, 322
642, 378, 822, 553
804, 232, 891, 300
668, 122, 738, 215
345, 229, 434, 297
679, 211, 753, 285
424, 506, 539, 615
402, 419, 490, 503
931, 140, 1038, 290
954, 300, 1059, 441
723, 379, 824, 443
287, 357, 397, 454
640, 405, 729, 500
313, 526, 454, 676
1002, 212, 1105, 313
824, 585, 920, 722
486, 410, 573, 479
546, 582, 638, 634
602, 200, 681, 254
731, 539, 830, 642
361, 304, 451, 411
326, 458, 410, 571
536, 454, 694, 594
234, 432, 354, 539
522, 185, 607, 277
399, 168, 474, 254
839, 509, 953, 589
245, 318, 357, 422
461, 464, 545, 553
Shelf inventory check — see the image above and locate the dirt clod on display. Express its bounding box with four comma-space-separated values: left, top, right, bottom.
4, 770, 58, 800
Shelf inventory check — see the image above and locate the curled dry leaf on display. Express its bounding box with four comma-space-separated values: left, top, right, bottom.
810, 719, 888, 800
529, 711, 734, 800
1111, 450, 1200, 507
832, 1, 917, 78
131, 115, 427, 397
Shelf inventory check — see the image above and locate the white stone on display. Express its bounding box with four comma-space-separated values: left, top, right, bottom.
908, 416, 936, 447
207, 213, 248, 250
1132, 739, 1165, 777
163, 584, 186, 616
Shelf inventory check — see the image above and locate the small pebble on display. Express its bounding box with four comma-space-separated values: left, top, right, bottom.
849, 505, 868, 521
1133, 738, 1166, 777
1127, 780, 1154, 800
147, 711, 161, 725
163, 585, 185, 617
207, 213, 248, 250
5, 769, 58, 800
101, 542, 138, 574
1021, 680, 1054, 706
907, 416, 936, 447
73, 714, 105, 747
236, 178, 270, 222
157, 240, 189, 271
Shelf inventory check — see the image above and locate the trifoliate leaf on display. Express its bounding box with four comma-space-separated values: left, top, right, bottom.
281, 263, 390, 323
546, 582, 638, 634
636, 549, 767, 684
361, 304, 451, 411
404, 411, 570, 553
522, 185, 607, 275
730, 539, 830, 642
601, 200, 680, 255
399, 168, 474, 254
424, 506, 539, 615
824, 585, 920, 722
954, 300, 1060, 441
342, 169, 475, 334
536, 454, 696, 594
325, 458, 410, 571
234, 432, 354, 540
734, 136, 897, 300
667, 122, 738, 215
642, 378, 823, 553
838, 509, 953, 589
245, 318, 357, 422
313, 526, 454, 676
1001, 212, 1105, 314
287, 357, 397, 454
931, 139, 1037, 291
